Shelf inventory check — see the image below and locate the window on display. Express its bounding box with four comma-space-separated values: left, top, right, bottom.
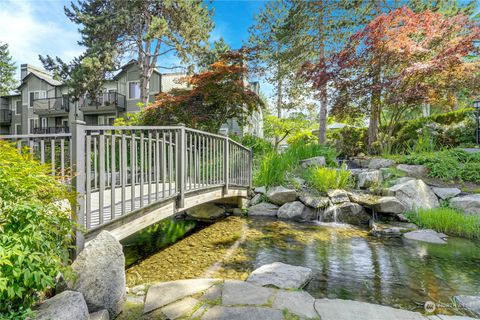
29, 91, 46, 107
29, 119, 38, 133
98, 115, 105, 125
128, 81, 140, 100
15, 124, 21, 134
41, 118, 47, 128
15, 100, 21, 115
107, 116, 116, 125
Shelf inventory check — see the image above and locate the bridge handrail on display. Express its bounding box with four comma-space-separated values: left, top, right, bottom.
1, 122, 253, 251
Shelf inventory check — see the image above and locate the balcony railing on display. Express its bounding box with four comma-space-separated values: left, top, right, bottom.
33, 97, 70, 113
81, 92, 126, 110
0, 109, 12, 124
33, 126, 70, 134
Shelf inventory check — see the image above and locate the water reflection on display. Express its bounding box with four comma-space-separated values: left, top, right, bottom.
242, 218, 480, 311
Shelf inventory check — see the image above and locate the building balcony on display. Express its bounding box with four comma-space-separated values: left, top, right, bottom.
33, 126, 70, 134
33, 97, 70, 115
80, 92, 126, 113
0, 109, 12, 125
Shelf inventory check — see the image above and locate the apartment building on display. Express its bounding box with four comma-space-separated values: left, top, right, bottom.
0, 61, 263, 137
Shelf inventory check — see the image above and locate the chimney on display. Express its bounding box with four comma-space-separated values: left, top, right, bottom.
20, 64, 29, 80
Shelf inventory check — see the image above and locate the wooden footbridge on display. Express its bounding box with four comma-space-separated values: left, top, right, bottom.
1, 122, 252, 252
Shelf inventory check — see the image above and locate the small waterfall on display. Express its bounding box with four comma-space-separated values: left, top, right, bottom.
332, 205, 339, 224
316, 208, 324, 222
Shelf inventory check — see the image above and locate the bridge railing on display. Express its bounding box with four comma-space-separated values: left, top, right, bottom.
1, 122, 252, 251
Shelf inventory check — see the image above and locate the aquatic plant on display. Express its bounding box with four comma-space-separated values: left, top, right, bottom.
303, 165, 352, 193
406, 207, 480, 239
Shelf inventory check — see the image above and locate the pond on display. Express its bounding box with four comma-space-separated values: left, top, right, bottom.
123, 216, 480, 314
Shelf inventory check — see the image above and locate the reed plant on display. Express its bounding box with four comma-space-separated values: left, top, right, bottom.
303, 165, 352, 193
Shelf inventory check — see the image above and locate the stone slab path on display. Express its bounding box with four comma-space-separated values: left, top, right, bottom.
135, 262, 479, 320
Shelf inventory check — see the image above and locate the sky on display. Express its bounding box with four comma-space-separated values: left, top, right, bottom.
0, 0, 271, 95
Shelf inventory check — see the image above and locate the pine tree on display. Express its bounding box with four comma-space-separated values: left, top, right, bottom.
0, 42, 17, 96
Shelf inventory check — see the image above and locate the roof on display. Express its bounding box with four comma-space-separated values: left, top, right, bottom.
18, 70, 63, 89
113, 59, 162, 80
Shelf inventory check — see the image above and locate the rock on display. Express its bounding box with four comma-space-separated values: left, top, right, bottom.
397, 164, 428, 177
430, 315, 479, 320
300, 156, 326, 168
35, 290, 89, 320
143, 279, 217, 313
130, 284, 146, 295
314, 299, 426, 320
327, 189, 350, 204
351, 158, 372, 168
299, 194, 330, 209
249, 193, 263, 206
370, 222, 417, 238
357, 170, 382, 189
201, 306, 283, 320
431, 187, 461, 200
70, 231, 125, 318
372, 197, 407, 214
267, 186, 297, 205
254, 186, 266, 194
187, 203, 225, 220
368, 158, 395, 169
161, 297, 199, 319
453, 295, 480, 317
392, 177, 415, 186
272, 290, 317, 319
89, 309, 109, 320
248, 202, 279, 217
450, 194, 480, 215
397, 213, 410, 222
403, 229, 447, 244
291, 177, 306, 187
246, 262, 313, 289
348, 192, 381, 208
277, 201, 315, 220
222, 280, 275, 306
231, 208, 243, 216
387, 179, 439, 211
200, 284, 222, 302
324, 202, 371, 225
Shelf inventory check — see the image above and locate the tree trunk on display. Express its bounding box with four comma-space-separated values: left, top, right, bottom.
368, 0, 382, 151
274, 68, 283, 150
317, 0, 328, 144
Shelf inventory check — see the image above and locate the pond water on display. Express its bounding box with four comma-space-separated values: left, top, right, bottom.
124, 216, 480, 313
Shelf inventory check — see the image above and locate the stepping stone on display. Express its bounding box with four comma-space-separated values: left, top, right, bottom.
454, 295, 480, 317
201, 306, 283, 320
143, 279, 218, 313
200, 284, 222, 302
222, 280, 275, 306
314, 299, 425, 320
161, 297, 199, 319
272, 290, 317, 319
403, 229, 447, 244
247, 262, 313, 289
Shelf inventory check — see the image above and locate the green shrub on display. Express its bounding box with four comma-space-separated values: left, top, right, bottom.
0, 141, 75, 318
394, 148, 480, 183
303, 166, 352, 193
327, 127, 368, 157
406, 208, 480, 239
254, 142, 337, 187
230, 134, 274, 160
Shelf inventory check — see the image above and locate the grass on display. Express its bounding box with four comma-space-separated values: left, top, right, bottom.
303, 165, 352, 193
254, 142, 337, 187
406, 207, 480, 239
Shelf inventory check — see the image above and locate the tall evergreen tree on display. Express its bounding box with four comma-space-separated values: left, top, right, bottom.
0, 42, 17, 96
41, 0, 213, 106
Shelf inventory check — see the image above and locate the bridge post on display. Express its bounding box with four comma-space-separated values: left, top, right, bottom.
177, 124, 186, 208
249, 147, 253, 189
223, 137, 229, 194
71, 120, 86, 255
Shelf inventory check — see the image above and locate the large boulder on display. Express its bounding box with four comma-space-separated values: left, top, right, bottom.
396, 164, 428, 177
403, 229, 447, 244
386, 179, 439, 211
368, 158, 395, 169
449, 194, 480, 215
186, 203, 225, 220
372, 197, 407, 214
248, 202, 279, 217
299, 194, 330, 209
431, 187, 461, 200
254, 186, 267, 195
35, 290, 89, 320
327, 189, 350, 204
249, 193, 263, 206
357, 170, 382, 189
246, 262, 313, 289
348, 192, 381, 209
70, 231, 125, 318
277, 201, 316, 221
299, 156, 326, 168
267, 186, 297, 205
324, 202, 371, 225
